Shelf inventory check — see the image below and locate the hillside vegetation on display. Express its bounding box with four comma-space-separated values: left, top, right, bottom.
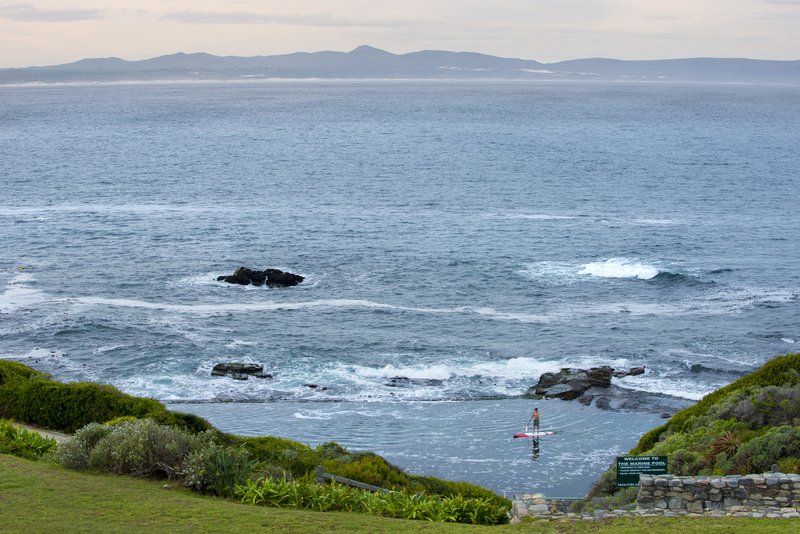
589, 353, 800, 499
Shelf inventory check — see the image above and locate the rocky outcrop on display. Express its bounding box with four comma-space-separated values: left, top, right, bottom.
217, 267, 304, 287
527, 366, 616, 401
520, 365, 687, 414
211, 362, 272, 380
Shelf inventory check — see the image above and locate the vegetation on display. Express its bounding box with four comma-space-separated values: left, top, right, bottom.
0, 418, 57, 460
237, 477, 510, 525
586, 353, 800, 505
3, 455, 798, 534
0, 360, 211, 433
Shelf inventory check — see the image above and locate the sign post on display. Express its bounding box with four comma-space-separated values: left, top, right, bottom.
616, 456, 668, 487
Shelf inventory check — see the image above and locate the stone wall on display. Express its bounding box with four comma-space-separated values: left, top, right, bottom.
638, 472, 800, 516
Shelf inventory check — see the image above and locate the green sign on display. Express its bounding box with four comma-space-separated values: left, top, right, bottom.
616, 456, 668, 487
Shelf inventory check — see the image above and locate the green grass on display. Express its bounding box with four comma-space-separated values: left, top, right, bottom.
1, 455, 797, 533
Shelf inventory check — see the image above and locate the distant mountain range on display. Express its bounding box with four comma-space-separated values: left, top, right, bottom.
2, 45, 799, 85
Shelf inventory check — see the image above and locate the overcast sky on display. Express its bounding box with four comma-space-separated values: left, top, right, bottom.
1, 1, 799, 68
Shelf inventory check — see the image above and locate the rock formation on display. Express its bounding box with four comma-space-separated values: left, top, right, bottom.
217, 267, 304, 287
211, 362, 272, 380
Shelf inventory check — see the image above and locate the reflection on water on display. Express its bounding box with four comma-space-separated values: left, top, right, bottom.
170, 397, 661, 497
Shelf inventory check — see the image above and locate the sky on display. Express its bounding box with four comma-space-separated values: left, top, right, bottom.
1, 1, 799, 68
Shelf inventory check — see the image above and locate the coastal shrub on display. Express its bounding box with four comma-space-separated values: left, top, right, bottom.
731, 425, 800, 473
235, 478, 509, 525
237, 435, 315, 468
85, 418, 200, 478
0, 361, 212, 433
0, 360, 42, 385
666, 354, 800, 431
409, 476, 510, 509
778, 456, 800, 474
0, 419, 57, 460
718, 386, 800, 428
54, 422, 113, 470
633, 353, 800, 449
322, 452, 409, 490
669, 449, 704, 475
183, 438, 259, 498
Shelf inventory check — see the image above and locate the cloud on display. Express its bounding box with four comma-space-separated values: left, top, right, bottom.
162, 10, 423, 28
0, 3, 100, 22
763, 0, 800, 4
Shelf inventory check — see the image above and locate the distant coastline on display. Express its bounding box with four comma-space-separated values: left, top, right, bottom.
2, 45, 799, 85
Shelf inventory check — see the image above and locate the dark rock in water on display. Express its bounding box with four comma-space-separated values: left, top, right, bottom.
217, 267, 304, 287
613, 366, 646, 378
211, 362, 272, 380
265, 268, 304, 288
385, 376, 445, 388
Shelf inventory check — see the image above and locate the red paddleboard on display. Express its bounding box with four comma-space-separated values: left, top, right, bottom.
513, 431, 555, 438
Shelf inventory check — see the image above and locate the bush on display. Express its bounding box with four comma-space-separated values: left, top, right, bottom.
53, 422, 113, 470
778, 456, 800, 473
732, 425, 800, 472
183, 437, 259, 498
0, 419, 57, 460
86, 418, 200, 478
0, 360, 42, 385
0, 361, 212, 433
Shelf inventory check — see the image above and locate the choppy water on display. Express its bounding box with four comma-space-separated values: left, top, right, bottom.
1, 81, 799, 495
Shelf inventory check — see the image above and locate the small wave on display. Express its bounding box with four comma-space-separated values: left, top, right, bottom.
709, 268, 734, 275
353, 363, 453, 381
578, 258, 660, 280
499, 213, 578, 221
782, 338, 796, 344
629, 218, 679, 226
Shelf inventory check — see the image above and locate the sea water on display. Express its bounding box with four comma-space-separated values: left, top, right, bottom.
1, 80, 798, 496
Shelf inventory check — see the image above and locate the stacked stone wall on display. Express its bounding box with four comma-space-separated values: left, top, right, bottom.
638, 473, 800, 517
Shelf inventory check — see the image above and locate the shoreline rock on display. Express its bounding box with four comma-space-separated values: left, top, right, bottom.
523, 365, 690, 415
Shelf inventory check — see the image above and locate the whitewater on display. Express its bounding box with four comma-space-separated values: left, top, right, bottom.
1, 81, 799, 495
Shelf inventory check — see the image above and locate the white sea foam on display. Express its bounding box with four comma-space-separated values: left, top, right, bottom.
781, 338, 796, 344
353, 363, 453, 380
578, 258, 660, 280
0, 272, 49, 312
0, 204, 230, 216
614, 375, 712, 401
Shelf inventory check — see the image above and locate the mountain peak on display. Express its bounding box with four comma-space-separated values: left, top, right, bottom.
349, 45, 393, 56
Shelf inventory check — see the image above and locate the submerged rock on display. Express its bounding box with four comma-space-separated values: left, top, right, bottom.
211, 362, 273, 380
217, 267, 304, 287
385, 376, 444, 388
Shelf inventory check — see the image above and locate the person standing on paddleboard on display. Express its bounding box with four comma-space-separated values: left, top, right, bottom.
532, 407, 540, 432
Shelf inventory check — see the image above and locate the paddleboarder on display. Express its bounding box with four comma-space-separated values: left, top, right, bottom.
532, 407, 540, 432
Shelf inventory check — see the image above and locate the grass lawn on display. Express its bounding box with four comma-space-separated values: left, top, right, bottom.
1, 455, 798, 533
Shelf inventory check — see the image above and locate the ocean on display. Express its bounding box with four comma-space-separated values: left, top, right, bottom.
1, 80, 798, 496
